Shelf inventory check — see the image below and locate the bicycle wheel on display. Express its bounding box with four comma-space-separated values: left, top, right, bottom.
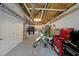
33, 40, 40, 48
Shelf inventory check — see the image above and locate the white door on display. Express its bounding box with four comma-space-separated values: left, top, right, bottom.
0, 10, 23, 55
0, 15, 2, 56
1, 15, 7, 55
1, 16, 15, 55
1, 11, 11, 55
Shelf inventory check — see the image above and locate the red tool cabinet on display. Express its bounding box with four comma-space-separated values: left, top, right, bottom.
53, 28, 74, 56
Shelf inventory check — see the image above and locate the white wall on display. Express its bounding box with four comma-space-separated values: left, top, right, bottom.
52, 8, 79, 30
0, 10, 23, 55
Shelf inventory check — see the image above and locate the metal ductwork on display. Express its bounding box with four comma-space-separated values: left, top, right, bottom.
0, 3, 31, 23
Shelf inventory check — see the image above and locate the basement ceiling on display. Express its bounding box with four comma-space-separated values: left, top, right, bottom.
19, 3, 75, 25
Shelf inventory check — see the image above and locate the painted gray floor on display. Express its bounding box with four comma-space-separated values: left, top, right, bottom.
6, 34, 57, 56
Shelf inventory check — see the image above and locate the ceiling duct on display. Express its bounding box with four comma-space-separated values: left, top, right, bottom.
0, 3, 29, 23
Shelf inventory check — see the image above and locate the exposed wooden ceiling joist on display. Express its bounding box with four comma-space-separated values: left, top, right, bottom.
41, 3, 47, 20
31, 3, 35, 16
29, 8, 66, 11
20, 3, 75, 25
24, 3, 31, 16
46, 3, 74, 9
32, 4, 46, 20
23, 3, 34, 24
45, 3, 76, 26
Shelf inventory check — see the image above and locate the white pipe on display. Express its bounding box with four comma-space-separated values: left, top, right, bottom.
41, 3, 47, 20
24, 3, 34, 24
29, 8, 66, 11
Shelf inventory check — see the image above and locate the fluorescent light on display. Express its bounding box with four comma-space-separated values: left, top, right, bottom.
34, 18, 41, 22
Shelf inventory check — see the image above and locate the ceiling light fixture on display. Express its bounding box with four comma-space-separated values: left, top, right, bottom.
34, 18, 41, 22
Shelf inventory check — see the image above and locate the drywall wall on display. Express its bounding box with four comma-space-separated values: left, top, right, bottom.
0, 9, 23, 55
52, 8, 79, 30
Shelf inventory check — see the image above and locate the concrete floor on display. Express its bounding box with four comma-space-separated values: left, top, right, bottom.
6, 33, 57, 56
